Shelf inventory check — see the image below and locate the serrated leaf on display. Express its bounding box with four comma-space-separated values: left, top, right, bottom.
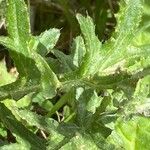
3, 100, 67, 150
6, 0, 32, 76
75, 88, 101, 128
4, 0, 39, 77
114, 0, 143, 43
99, 0, 144, 71
37, 28, 60, 56
0, 36, 40, 77
0, 103, 46, 150
14, 109, 58, 133
0, 0, 60, 100
0, 79, 40, 100
76, 14, 102, 77
0, 0, 42, 100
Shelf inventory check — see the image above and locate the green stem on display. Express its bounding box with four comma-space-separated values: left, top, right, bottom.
64, 112, 76, 123
46, 92, 71, 117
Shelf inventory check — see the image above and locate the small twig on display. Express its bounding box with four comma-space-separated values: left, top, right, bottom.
0, 19, 5, 29
56, 111, 61, 122
40, 130, 47, 139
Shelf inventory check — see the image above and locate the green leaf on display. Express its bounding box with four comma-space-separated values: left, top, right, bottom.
115, 117, 150, 150
12, 108, 58, 133
133, 75, 150, 116
114, 0, 143, 43
16, 94, 32, 108
0, 103, 46, 150
141, 0, 150, 32
48, 125, 113, 150
0, 0, 149, 149
0, 0, 60, 100
0, 143, 26, 150
99, 0, 144, 71
133, 75, 150, 102
4, 0, 39, 77
72, 36, 86, 68
75, 88, 101, 128
33, 53, 60, 99
0, 37, 40, 78
76, 14, 102, 77
0, 59, 16, 86
6, 0, 31, 48
59, 132, 99, 150
0, 0, 41, 79
89, 131, 114, 150
4, 100, 69, 150
0, 37, 16, 51
127, 45, 150, 59
45, 57, 62, 74
47, 89, 75, 117
37, 28, 60, 56
133, 31, 150, 46
0, 122, 7, 138
52, 49, 75, 73
0, 79, 40, 100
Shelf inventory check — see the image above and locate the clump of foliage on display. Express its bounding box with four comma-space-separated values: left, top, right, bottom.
0, 0, 150, 149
